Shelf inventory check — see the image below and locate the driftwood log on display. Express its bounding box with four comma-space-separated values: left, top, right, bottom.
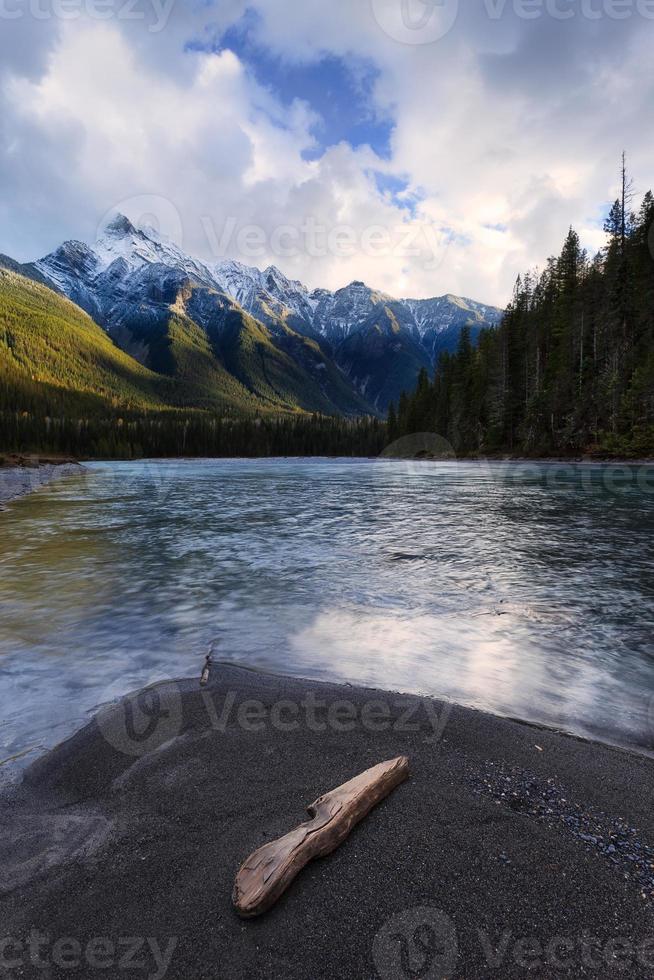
233, 755, 410, 918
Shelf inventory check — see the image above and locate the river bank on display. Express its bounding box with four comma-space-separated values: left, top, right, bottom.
2, 664, 653, 978
0, 456, 82, 509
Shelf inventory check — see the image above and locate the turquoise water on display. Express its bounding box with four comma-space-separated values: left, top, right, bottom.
1, 458, 653, 773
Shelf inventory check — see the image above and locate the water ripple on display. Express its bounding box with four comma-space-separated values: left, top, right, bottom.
0, 458, 653, 773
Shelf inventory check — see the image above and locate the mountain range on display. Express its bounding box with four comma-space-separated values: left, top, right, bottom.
1, 215, 502, 417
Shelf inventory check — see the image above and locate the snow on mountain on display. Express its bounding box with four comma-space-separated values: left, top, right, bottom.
91, 214, 217, 287
212, 258, 317, 329
31, 215, 504, 410
35, 214, 502, 349
404, 294, 502, 335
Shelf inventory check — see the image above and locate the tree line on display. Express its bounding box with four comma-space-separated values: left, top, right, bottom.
0, 408, 386, 459
0, 316, 386, 458
389, 159, 654, 458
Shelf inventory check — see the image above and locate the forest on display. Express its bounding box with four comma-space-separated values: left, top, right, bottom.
0, 265, 385, 458
4, 161, 654, 461
390, 162, 654, 458
0, 405, 385, 459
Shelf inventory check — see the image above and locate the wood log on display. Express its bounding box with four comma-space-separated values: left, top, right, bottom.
233, 755, 410, 918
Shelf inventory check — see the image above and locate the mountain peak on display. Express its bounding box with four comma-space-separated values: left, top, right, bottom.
103, 213, 137, 238
263, 265, 306, 292
31, 224, 504, 415
263, 265, 289, 286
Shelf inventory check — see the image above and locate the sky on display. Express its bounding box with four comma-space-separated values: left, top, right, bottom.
1, 0, 653, 306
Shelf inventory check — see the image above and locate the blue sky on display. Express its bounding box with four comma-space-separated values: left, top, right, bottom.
1, 0, 653, 304
212, 26, 423, 215
217, 13, 394, 160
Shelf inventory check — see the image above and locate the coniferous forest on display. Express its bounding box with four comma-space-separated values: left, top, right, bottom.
0, 263, 386, 458
0, 407, 385, 460
390, 163, 654, 458
4, 162, 654, 461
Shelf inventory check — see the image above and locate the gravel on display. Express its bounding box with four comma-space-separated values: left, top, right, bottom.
0, 461, 81, 508
470, 761, 654, 904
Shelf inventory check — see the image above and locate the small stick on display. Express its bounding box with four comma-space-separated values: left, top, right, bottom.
200, 644, 215, 687
233, 756, 410, 918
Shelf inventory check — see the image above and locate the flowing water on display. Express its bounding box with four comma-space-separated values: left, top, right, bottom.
1, 457, 654, 775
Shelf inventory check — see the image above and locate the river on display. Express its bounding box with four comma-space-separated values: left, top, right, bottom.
1, 457, 653, 775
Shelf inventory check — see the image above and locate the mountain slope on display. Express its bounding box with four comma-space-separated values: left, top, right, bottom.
3, 255, 370, 418
0, 267, 169, 414
29, 215, 503, 413
211, 261, 503, 367
0, 268, 316, 418
336, 306, 433, 409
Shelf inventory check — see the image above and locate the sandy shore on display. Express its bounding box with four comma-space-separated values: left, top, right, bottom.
1, 664, 653, 978
0, 457, 81, 508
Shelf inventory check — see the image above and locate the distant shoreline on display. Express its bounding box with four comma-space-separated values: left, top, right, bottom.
1, 452, 653, 511
5, 451, 654, 464
0, 456, 82, 509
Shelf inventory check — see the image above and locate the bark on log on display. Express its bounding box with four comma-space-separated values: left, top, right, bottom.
233, 755, 410, 918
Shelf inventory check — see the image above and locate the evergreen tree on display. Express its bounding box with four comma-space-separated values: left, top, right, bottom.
391, 163, 654, 459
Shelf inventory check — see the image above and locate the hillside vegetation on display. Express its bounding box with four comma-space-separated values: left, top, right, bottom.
391, 169, 654, 458
0, 268, 169, 413
0, 268, 384, 457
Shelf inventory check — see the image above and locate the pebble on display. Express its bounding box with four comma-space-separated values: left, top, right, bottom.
469, 761, 654, 904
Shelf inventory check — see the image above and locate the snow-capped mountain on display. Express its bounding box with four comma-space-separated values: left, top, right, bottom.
212, 258, 320, 334
31, 215, 503, 411
215, 253, 502, 353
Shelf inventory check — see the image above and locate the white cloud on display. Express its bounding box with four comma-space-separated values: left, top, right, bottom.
2, 0, 654, 306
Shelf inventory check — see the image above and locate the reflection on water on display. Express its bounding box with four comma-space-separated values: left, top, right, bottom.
1, 457, 653, 774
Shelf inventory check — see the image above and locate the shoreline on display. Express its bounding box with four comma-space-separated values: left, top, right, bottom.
2, 664, 654, 978
0, 456, 82, 509
4, 452, 654, 466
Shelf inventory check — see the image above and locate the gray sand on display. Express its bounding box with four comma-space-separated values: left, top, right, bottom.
0, 462, 81, 509
1, 664, 653, 978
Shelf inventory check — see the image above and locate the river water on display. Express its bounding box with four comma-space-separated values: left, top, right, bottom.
1, 458, 653, 774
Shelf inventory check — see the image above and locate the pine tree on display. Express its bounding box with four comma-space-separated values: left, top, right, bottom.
387, 402, 398, 443
391, 163, 654, 458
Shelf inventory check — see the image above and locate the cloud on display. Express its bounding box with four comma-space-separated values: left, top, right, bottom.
0, 19, 479, 299
1, 0, 654, 305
